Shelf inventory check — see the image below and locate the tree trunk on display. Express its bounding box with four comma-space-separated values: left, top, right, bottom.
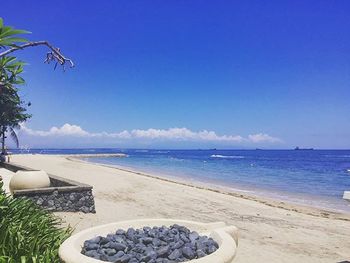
1, 127, 5, 155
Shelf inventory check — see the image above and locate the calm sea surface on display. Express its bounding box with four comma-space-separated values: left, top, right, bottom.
13, 149, 350, 213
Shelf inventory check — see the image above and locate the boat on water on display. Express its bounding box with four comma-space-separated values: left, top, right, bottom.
294, 147, 314, 151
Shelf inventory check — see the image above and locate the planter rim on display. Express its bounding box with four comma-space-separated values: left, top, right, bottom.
59, 218, 239, 263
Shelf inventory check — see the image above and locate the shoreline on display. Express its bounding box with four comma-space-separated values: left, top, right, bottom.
86, 159, 350, 215
68, 155, 350, 221
6, 154, 350, 262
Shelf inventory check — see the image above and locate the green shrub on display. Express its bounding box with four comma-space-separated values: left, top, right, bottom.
0, 182, 72, 263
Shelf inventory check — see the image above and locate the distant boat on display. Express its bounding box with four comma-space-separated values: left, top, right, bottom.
294, 147, 314, 151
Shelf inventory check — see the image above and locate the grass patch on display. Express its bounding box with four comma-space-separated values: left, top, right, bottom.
0, 182, 72, 263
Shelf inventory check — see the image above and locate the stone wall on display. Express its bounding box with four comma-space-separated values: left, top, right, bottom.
17, 189, 96, 213
2, 162, 96, 213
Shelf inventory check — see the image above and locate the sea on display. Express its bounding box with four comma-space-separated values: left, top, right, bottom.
12, 148, 350, 213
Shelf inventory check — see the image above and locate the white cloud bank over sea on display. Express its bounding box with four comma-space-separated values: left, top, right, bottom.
16, 123, 282, 148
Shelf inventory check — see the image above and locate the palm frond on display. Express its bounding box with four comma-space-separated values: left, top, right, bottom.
8, 127, 19, 148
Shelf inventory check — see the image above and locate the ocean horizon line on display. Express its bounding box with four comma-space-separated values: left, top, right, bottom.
10, 147, 350, 151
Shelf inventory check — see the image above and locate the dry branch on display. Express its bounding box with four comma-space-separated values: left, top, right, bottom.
0, 41, 74, 69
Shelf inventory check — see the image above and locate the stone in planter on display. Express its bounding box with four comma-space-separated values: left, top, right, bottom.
59, 219, 239, 263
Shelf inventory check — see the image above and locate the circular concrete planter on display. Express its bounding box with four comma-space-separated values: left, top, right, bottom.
9, 170, 50, 193
59, 219, 239, 263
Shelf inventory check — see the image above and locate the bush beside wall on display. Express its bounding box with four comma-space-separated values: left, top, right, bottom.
0, 182, 72, 263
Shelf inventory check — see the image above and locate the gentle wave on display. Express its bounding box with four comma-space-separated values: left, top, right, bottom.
324, 155, 350, 158
169, 157, 185, 161
210, 154, 244, 159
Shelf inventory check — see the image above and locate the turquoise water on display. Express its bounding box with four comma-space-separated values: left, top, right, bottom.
13, 148, 350, 212
80, 149, 350, 213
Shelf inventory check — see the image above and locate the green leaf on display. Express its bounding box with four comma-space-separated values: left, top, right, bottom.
0, 39, 18, 46
0, 29, 30, 38
0, 38, 27, 46
8, 61, 26, 67
4, 37, 28, 43
0, 26, 13, 35
0, 19, 30, 50
4, 56, 16, 63
14, 76, 25, 85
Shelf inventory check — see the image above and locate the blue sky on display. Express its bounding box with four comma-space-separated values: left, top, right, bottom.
2, 0, 350, 149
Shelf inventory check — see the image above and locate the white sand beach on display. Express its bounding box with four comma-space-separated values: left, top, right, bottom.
3, 154, 350, 263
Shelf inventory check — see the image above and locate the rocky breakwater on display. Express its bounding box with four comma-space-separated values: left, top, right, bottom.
82, 224, 219, 262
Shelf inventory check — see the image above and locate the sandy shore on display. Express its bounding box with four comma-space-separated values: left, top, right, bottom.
3, 154, 350, 262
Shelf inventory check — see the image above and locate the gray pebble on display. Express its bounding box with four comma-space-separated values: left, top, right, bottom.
81, 225, 218, 262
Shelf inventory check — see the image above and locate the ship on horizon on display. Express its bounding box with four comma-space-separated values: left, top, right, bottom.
294, 146, 314, 151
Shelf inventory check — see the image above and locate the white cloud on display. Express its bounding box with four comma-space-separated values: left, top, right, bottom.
20, 123, 90, 137
248, 133, 282, 143
19, 123, 282, 144
129, 128, 244, 142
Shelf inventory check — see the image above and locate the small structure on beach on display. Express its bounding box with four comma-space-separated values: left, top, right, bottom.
1, 162, 95, 213
9, 170, 51, 193
344, 191, 350, 202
